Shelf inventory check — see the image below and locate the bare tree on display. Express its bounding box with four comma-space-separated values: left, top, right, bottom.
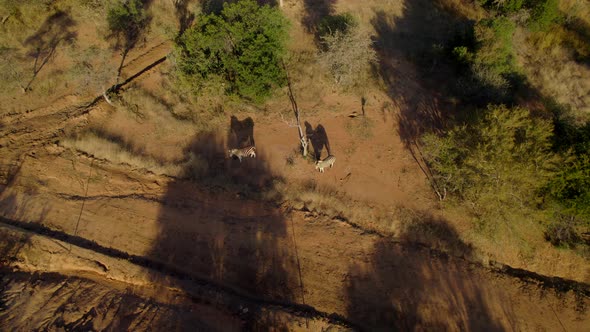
282, 63, 309, 157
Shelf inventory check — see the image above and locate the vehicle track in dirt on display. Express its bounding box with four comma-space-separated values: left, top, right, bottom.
0, 216, 359, 330
0, 42, 170, 181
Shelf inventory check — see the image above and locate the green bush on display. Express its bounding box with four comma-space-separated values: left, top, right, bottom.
451, 17, 516, 102
452, 46, 473, 64
546, 121, 590, 222
422, 105, 561, 223
528, 0, 562, 31
547, 156, 590, 219
175, 0, 289, 103
474, 17, 516, 76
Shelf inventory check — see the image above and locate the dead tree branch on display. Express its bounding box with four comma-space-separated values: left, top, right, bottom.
282, 61, 309, 157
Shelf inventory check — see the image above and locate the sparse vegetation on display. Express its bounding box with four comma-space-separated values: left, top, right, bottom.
61, 133, 185, 176
345, 116, 374, 140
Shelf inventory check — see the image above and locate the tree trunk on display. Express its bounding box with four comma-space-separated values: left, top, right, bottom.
284, 62, 308, 157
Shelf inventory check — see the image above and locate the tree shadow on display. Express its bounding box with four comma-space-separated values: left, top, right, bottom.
106, 0, 154, 82
371, 2, 474, 146
564, 17, 590, 66
302, 0, 337, 34
22, 10, 77, 92
345, 212, 507, 331
174, 0, 196, 36
304, 121, 331, 160
0, 183, 51, 270
228, 115, 255, 150
0, 269, 228, 330
146, 125, 301, 328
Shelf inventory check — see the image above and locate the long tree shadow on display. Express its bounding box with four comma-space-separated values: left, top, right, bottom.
302, 0, 337, 33
563, 17, 590, 66
345, 213, 507, 331
22, 10, 77, 92
371, 2, 474, 146
106, 0, 154, 82
304, 121, 331, 160
147, 118, 300, 328
174, 0, 196, 36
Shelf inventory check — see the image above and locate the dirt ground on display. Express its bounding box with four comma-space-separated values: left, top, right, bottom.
1, 0, 589, 331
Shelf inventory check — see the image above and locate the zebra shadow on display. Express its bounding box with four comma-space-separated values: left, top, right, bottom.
229, 115, 255, 150
304, 121, 331, 161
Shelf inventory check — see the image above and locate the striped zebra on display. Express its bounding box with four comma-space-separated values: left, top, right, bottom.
315, 155, 336, 173
228, 146, 256, 162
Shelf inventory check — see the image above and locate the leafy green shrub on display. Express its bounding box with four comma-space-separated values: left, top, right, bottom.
421, 105, 561, 224
546, 121, 590, 222
452, 46, 473, 64
546, 156, 590, 219
175, 0, 289, 103
474, 17, 516, 76
528, 0, 562, 31
451, 17, 516, 102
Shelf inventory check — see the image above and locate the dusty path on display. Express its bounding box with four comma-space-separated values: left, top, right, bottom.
0, 40, 171, 181
0, 151, 588, 330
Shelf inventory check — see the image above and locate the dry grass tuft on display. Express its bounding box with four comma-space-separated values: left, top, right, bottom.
345, 116, 374, 140
516, 27, 590, 123
61, 133, 184, 176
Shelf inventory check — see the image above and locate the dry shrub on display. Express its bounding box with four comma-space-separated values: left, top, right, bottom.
101, 86, 202, 163
61, 133, 184, 176
516, 28, 590, 123
345, 116, 374, 140
317, 23, 377, 90
66, 44, 117, 95
276, 179, 395, 233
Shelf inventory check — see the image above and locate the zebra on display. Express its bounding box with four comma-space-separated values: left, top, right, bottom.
315, 155, 336, 173
228, 146, 256, 162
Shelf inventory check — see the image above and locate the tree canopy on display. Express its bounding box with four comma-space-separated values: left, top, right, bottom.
422, 105, 562, 223
175, 0, 289, 102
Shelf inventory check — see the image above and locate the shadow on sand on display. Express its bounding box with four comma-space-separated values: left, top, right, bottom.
371, 1, 475, 146
345, 212, 507, 331
23, 10, 77, 91
146, 117, 303, 329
